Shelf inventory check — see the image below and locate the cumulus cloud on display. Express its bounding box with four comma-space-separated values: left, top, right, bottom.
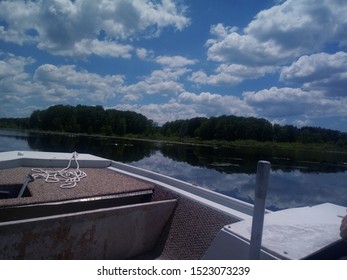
280, 52, 347, 96
243, 87, 347, 120
114, 91, 255, 124
189, 64, 277, 85
206, 0, 347, 66
196, 0, 347, 88
0, 1, 40, 45
0, 0, 190, 57
136, 48, 154, 60
33, 64, 125, 102
122, 68, 188, 97
63, 39, 134, 58
0, 53, 37, 117
0, 53, 35, 99
114, 101, 204, 124
176, 91, 255, 117
207, 24, 291, 66
155, 55, 198, 68
246, 0, 347, 48
0, 57, 125, 116
0, 53, 34, 80
243, 87, 314, 117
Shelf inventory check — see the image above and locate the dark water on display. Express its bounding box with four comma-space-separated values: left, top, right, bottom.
1, 129, 347, 211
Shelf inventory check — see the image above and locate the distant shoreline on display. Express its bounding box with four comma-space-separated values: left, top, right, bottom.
2, 127, 347, 154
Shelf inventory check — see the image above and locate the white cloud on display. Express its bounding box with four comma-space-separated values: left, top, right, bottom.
0, 0, 190, 57
136, 48, 154, 60
189, 64, 277, 86
207, 25, 291, 66
280, 52, 347, 96
178, 91, 255, 116
33, 64, 125, 102
0, 53, 38, 117
123, 68, 188, 96
114, 91, 255, 125
246, 0, 347, 48
0, 1, 40, 45
209, 23, 238, 39
199, 0, 347, 89
61, 39, 134, 58
98, 0, 190, 39
155, 55, 198, 68
0, 53, 35, 99
0, 54, 126, 117
132, 0, 190, 33
206, 0, 347, 66
243, 87, 316, 118
243, 87, 347, 120
0, 53, 34, 80
114, 102, 204, 124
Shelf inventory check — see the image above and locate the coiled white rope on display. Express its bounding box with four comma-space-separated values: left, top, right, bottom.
31, 151, 87, 189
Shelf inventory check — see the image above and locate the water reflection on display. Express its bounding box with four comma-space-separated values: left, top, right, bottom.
25, 132, 154, 163
1, 129, 347, 210
0, 130, 31, 151
160, 143, 347, 174
131, 151, 347, 210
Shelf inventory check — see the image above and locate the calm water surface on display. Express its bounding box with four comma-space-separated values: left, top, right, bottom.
1, 129, 347, 211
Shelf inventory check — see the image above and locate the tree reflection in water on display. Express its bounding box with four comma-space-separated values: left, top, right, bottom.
1, 129, 347, 211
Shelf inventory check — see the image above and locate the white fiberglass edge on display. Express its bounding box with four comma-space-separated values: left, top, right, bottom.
0, 151, 111, 168
109, 161, 264, 220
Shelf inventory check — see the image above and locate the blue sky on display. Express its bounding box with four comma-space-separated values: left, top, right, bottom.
1, 0, 347, 131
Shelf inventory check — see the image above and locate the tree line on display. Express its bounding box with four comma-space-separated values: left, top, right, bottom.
0, 105, 154, 136
161, 116, 347, 145
1, 104, 347, 146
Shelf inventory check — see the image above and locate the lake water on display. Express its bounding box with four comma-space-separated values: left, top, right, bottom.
1, 128, 347, 211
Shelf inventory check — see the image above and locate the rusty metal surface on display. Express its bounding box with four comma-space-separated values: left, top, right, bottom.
0, 199, 177, 259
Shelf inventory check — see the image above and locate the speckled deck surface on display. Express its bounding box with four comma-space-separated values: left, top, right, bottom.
0, 167, 154, 207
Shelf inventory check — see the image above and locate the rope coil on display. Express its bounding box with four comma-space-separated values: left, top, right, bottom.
31, 151, 87, 189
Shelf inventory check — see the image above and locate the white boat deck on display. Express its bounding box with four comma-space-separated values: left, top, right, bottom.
224, 203, 346, 259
